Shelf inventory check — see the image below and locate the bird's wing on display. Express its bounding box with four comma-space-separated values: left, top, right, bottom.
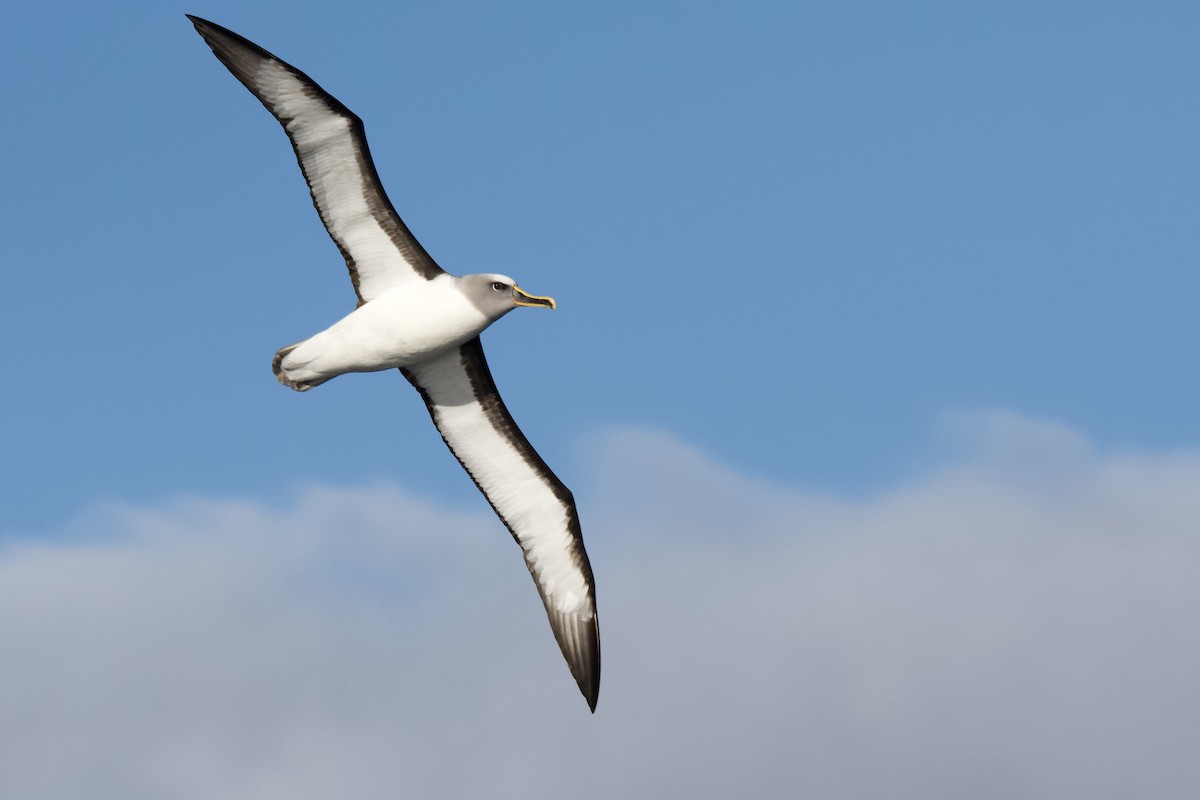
189, 15, 444, 303
402, 338, 600, 710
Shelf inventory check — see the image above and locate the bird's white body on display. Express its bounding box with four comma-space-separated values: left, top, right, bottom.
277, 275, 499, 388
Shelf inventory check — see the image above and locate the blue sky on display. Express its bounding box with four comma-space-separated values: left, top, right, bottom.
2, 1, 1199, 797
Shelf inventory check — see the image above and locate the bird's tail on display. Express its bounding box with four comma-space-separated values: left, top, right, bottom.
272, 341, 332, 392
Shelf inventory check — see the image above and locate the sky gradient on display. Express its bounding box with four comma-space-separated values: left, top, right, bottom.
2, 1, 1198, 796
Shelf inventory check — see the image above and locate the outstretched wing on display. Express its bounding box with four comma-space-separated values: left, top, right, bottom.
189, 15, 444, 302
402, 339, 601, 711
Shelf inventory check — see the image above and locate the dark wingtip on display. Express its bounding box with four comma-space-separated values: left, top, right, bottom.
185, 14, 212, 31
584, 659, 600, 713
582, 624, 600, 713
577, 648, 599, 713
551, 606, 600, 713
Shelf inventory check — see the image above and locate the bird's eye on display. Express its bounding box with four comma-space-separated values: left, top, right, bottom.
491, 282, 506, 292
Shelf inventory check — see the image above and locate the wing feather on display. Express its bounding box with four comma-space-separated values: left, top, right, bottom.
403, 339, 601, 711
189, 15, 443, 302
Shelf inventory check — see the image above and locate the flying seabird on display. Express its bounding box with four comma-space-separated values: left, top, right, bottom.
188, 15, 600, 711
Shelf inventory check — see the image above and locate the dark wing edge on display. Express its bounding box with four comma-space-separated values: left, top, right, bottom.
187, 15, 444, 300
402, 339, 601, 711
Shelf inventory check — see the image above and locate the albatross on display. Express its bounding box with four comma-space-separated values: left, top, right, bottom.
188, 15, 600, 711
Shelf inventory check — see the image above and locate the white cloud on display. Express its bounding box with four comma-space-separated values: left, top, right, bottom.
2, 412, 1198, 799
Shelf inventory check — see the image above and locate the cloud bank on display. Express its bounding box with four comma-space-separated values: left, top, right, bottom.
2, 411, 1197, 799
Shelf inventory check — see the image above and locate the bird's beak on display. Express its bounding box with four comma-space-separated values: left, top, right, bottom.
513, 286, 556, 310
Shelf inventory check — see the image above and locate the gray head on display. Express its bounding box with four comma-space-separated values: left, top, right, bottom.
457, 273, 556, 320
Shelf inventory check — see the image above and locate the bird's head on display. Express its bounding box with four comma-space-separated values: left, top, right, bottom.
460, 273, 556, 320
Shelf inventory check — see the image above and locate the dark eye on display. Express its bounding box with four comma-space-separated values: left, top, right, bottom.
491, 282, 506, 292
